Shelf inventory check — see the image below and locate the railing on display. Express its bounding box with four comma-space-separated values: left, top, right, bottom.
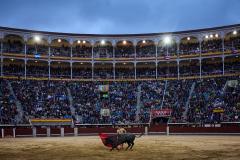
1, 122, 240, 138
2, 50, 239, 61
1, 72, 240, 82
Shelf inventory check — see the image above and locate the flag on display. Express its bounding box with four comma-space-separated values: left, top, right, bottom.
232, 49, 238, 54
164, 55, 170, 60
34, 54, 41, 59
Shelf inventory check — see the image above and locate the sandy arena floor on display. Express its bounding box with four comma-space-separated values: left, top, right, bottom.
0, 135, 240, 160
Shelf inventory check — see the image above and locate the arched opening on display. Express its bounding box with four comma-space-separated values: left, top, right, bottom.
72, 62, 92, 79
202, 57, 223, 75
157, 38, 177, 57
224, 55, 240, 74
179, 36, 200, 56
94, 41, 113, 58
72, 40, 92, 58
94, 63, 113, 79
3, 58, 24, 76
136, 62, 156, 78
202, 34, 222, 55
224, 30, 240, 53
158, 61, 178, 78
50, 61, 71, 78
179, 59, 200, 77
115, 62, 134, 79
3, 34, 24, 54
136, 40, 155, 57
26, 60, 48, 77
26, 37, 48, 56
115, 40, 134, 58
51, 39, 71, 57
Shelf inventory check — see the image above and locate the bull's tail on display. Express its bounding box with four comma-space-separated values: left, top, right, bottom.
135, 132, 144, 138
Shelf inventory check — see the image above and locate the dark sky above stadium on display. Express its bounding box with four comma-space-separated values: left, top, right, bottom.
0, 0, 240, 34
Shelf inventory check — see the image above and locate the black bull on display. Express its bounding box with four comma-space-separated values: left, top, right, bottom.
103, 133, 143, 151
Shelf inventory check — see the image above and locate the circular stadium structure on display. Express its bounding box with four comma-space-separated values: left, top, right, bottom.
0, 24, 240, 137
0, 24, 239, 80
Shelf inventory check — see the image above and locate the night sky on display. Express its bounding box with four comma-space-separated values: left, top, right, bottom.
0, 0, 240, 34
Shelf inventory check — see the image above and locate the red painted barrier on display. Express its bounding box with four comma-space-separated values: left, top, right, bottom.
36, 128, 47, 136
16, 128, 32, 136
0, 124, 239, 138
51, 128, 60, 135
64, 127, 74, 136
4, 128, 13, 137
169, 126, 240, 133
78, 127, 116, 134
149, 125, 166, 132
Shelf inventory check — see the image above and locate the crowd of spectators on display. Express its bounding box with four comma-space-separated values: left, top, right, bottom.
115, 45, 134, 58
225, 36, 240, 52
158, 43, 177, 56
0, 80, 18, 124
0, 77, 239, 125
202, 39, 222, 54
11, 80, 71, 119
3, 40, 24, 53
27, 44, 48, 55
137, 68, 156, 78
179, 41, 200, 55
136, 44, 156, 57
1, 34, 240, 58
72, 45, 92, 58
93, 45, 113, 58
187, 77, 240, 124
164, 80, 193, 123
115, 68, 135, 79
3, 64, 25, 76
51, 45, 71, 57
69, 81, 139, 124
2, 56, 239, 80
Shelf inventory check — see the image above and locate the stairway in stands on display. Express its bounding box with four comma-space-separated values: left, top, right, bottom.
135, 84, 142, 122
160, 80, 168, 109
6, 80, 24, 123
66, 87, 76, 119
183, 82, 196, 120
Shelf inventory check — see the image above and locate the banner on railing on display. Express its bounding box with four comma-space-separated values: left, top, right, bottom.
212, 108, 224, 113
98, 85, 109, 92
151, 109, 172, 118
29, 118, 73, 126
100, 109, 110, 117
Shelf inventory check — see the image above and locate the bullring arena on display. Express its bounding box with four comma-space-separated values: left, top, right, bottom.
1, 124, 240, 159
1, 136, 240, 160
1, 16, 240, 160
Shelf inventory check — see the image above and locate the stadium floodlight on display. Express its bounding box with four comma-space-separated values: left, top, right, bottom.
101, 40, 105, 45
58, 39, 61, 43
123, 40, 127, 44
233, 30, 237, 35
215, 34, 219, 38
83, 40, 86, 44
142, 40, 146, 44
163, 36, 171, 45
77, 40, 81, 44
210, 34, 213, 38
205, 35, 209, 39
187, 37, 191, 41
34, 35, 41, 42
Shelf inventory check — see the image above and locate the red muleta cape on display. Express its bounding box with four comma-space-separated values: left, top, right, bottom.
99, 133, 113, 148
